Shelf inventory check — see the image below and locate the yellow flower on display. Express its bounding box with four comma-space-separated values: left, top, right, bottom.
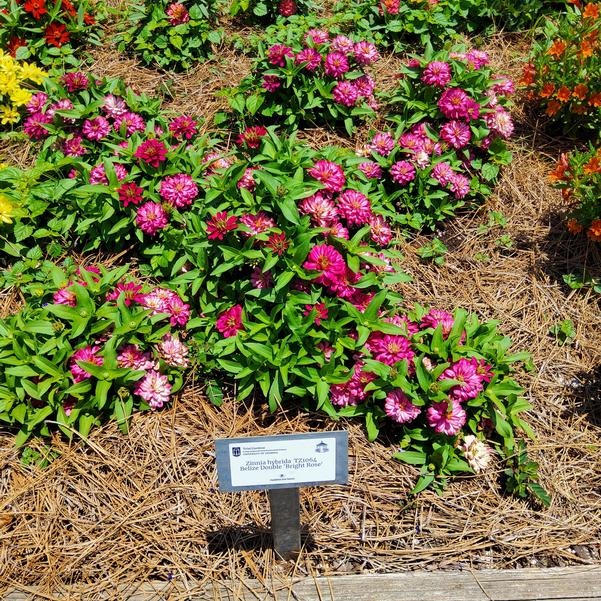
9, 86, 32, 107
0, 104, 20, 124
0, 194, 13, 224
0, 71, 17, 96
18, 62, 47, 85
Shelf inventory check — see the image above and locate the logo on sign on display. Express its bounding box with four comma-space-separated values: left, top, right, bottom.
232, 446, 241, 457
315, 441, 329, 453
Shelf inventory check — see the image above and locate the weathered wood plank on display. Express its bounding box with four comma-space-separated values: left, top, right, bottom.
4, 566, 601, 600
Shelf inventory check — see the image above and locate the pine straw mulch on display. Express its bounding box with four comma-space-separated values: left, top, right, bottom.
1, 27, 601, 600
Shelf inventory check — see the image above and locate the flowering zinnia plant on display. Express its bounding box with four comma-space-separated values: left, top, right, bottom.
116, 0, 221, 71
0, 0, 101, 70
550, 144, 601, 241
521, 3, 601, 133
227, 29, 380, 134
0, 264, 192, 446
369, 46, 515, 229
229, 0, 310, 23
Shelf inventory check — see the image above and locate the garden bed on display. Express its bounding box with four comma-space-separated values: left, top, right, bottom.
0, 1, 600, 597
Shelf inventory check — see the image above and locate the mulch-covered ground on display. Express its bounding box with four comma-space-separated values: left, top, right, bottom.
0, 15, 600, 600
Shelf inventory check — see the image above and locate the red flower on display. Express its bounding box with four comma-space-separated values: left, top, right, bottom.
44, 23, 70, 47
7, 37, 28, 57
60, 0, 77, 16
206, 212, 238, 240
236, 126, 268, 149
24, 0, 47, 19
266, 232, 289, 256
133, 139, 168, 168
83, 12, 95, 24
118, 182, 144, 207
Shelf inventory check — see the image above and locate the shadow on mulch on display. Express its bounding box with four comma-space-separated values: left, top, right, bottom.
207, 524, 316, 554
569, 365, 601, 428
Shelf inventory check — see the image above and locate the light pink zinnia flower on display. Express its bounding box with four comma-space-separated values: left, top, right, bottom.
369, 214, 392, 245
82, 116, 110, 141
332, 81, 359, 107
432, 161, 454, 186
136, 202, 169, 236
114, 111, 146, 136
449, 173, 470, 199
299, 192, 338, 226
336, 189, 372, 226
390, 160, 416, 185
440, 358, 483, 402
354, 41, 379, 65
216, 305, 244, 338
331, 35, 355, 54
359, 161, 383, 179
385, 390, 420, 424
239, 212, 276, 236
295, 47, 322, 71
158, 334, 189, 368
70, 345, 103, 382
159, 173, 198, 208
102, 94, 127, 118
134, 370, 172, 410
117, 344, 156, 370
427, 399, 466, 435
304, 29, 329, 45
484, 106, 514, 139
440, 120, 472, 149
308, 160, 346, 192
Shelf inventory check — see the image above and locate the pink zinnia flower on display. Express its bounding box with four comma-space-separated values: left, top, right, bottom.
440, 357, 484, 402
169, 115, 198, 140
203, 153, 232, 175
304, 29, 329, 45
53, 285, 76, 307
166, 2, 189, 25
102, 94, 127, 119
332, 81, 359, 107
491, 75, 515, 97
369, 132, 395, 157
158, 334, 189, 368
354, 74, 376, 98
484, 106, 514, 139
167, 296, 190, 327
295, 47, 322, 71
308, 160, 346, 192
299, 192, 338, 227
449, 173, 470, 199
303, 303, 328, 325
470, 357, 494, 383
239, 212, 275, 236
62, 135, 87, 157
114, 111, 146, 136
421, 61, 452, 87
336, 189, 372, 226
354, 41, 379, 65
420, 309, 455, 338
359, 161, 383, 179
106, 281, 144, 305
325, 221, 349, 239
324, 52, 349, 78
303, 244, 346, 282
427, 399, 466, 435
368, 334, 414, 367
330, 362, 375, 407
82, 116, 111, 141
237, 167, 258, 192
70, 345, 103, 383
117, 344, 156, 370
267, 44, 294, 66
369, 214, 392, 245
438, 88, 472, 120
440, 120, 472, 149
236, 125, 268, 149
134, 370, 172, 410
134, 139, 168, 168
136, 202, 169, 236
23, 112, 52, 140
89, 163, 128, 185
26, 92, 48, 114
390, 160, 416, 185
159, 173, 198, 208
465, 49, 489, 70
61, 71, 89, 92
331, 35, 355, 54
216, 304, 244, 338
118, 182, 144, 207
432, 161, 454, 186
206, 211, 238, 240
262, 75, 282, 92
385, 390, 420, 424
250, 267, 273, 289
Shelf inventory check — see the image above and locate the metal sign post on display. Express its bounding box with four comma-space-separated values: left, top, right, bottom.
215, 431, 348, 560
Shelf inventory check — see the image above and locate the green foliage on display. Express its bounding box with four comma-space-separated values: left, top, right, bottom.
548, 319, 576, 346
416, 238, 448, 265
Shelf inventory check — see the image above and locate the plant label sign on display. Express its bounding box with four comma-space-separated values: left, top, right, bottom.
215, 431, 348, 492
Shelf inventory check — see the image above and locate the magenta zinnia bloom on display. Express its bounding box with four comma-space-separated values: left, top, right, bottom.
61, 71, 89, 92
303, 303, 328, 325
420, 309, 456, 338
117, 344, 156, 370
236, 125, 268, 149
23, 112, 52, 140
239, 212, 275, 236
368, 334, 414, 367
390, 160, 416, 185
440, 120, 472, 149
206, 211, 238, 240
385, 390, 420, 424
330, 362, 375, 407
432, 161, 454, 186
136, 201, 169, 236
324, 52, 350, 78
470, 357, 494, 383
308, 160, 346, 192
159, 173, 198, 208
134, 139, 168, 168
359, 161, 383, 179
53, 285, 76, 307
216, 304, 244, 338
106, 281, 144, 305
262, 75, 281, 92
354, 41, 379, 65
267, 44, 294, 66
449, 173, 470, 199
491, 75, 515, 97
484, 106, 514, 139
369, 214, 392, 245
336, 189, 372, 226
303, 244, 346, 282
118, 182, 144, 207
354, 74, 376, 98
26, 92, 48, 114
295, 47, 322, 71
166, 2, 189, 25
89, 163, 128, 185
250, 267, 273, 289
304, 29, 329, 45
331, 35, 355, 54
465, 49, 489, 70
421, 61, 452, 88
299, 192, 338, 227
332, 81, 359, 107
166, 296, 190, 327
62, 135, 87, 157
102, 94, 127, 119
440, 357, 484, 402
438, 88, 472, 120
82, 116, 111, 141
169, 115, 198, 140
70, 345, 103, 383
134, 370, 172, 410
158, 334, 189, 368
114, 111, 146, 136
427, 399, 466, 435
369, 132, 395, 157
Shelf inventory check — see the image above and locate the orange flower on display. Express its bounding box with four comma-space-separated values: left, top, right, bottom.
583, 3, 600, 18
583, 157, 601, 174
572, 104, 588, 114
573, 84, 589, 100
547, 39, 567, 57
580, 39, 594, 57
546, 100, 561, 116
549, 154, 571, 182
539, 83, 555, 98
587, 219, 601, 241
520, 63, 536, 86
556, 86, 572, 102
561, 188, 573, 200
589, 92, 601, 106
567, 218, 584, 234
